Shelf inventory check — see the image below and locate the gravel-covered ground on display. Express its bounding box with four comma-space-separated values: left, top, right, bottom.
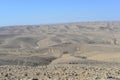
0, 64, 120, 80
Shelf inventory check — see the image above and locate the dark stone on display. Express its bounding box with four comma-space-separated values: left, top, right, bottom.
32, 78, 39, 80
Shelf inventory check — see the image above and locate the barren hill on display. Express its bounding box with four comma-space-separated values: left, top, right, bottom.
0, 21, 120, 66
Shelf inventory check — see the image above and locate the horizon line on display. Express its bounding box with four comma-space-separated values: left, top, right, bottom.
1, 20, 120, 27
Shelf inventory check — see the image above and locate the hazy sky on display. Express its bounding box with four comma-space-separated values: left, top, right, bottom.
0, 0, 120, 26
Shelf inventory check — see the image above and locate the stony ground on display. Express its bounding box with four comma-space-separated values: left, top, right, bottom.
0, 64, 120, 80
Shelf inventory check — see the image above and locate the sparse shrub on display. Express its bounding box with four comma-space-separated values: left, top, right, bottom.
63, 51, 68, 54
81, 56, 87, 59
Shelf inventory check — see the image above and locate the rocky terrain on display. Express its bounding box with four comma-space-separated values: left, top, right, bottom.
0, 21, 120, 79
0, 64, 120, 80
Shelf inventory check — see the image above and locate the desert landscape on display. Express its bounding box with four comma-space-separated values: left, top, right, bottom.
0, 21, 120, 80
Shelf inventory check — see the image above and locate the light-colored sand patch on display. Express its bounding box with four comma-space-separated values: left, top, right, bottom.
81, 52, 120, 63
51, 54, 81, 64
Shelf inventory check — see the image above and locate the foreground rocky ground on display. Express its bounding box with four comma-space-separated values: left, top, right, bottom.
0, 64, 120, 80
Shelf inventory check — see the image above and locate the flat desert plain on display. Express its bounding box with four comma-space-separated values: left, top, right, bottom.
0, 21, 120, 80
